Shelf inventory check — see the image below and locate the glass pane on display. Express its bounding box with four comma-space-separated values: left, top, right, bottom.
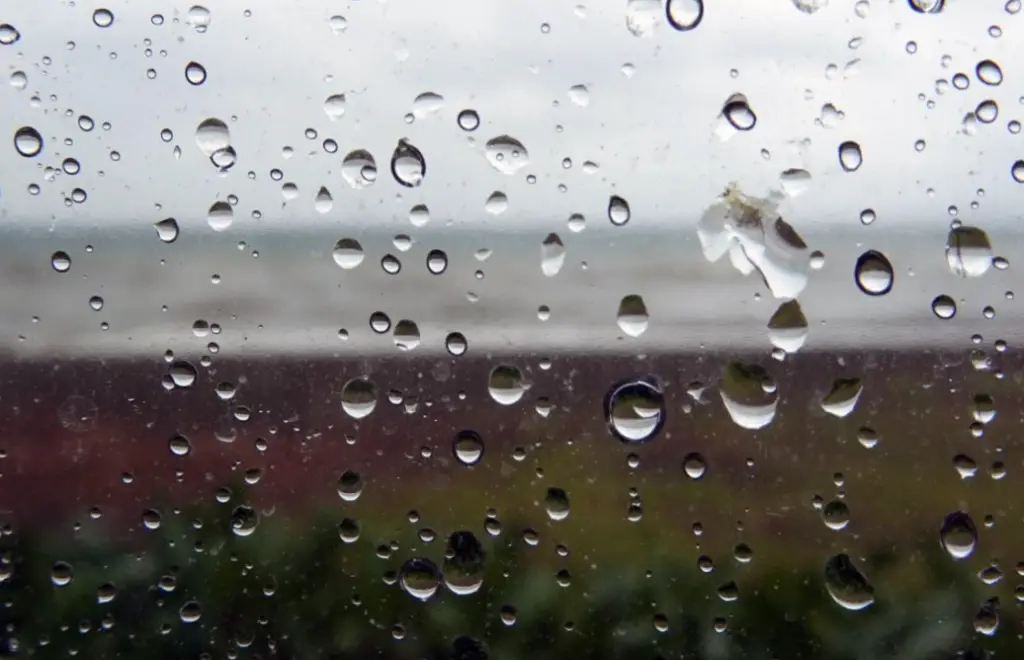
0, 1, 1020, 658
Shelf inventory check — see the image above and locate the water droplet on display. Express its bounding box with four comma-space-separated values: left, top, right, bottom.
154, 218, 179, 243
484, 191, 508, 215
940, 511, 977, 559
443, 531, 486, 595
426, 249, 448, 275
207, 201, 233, 232
626, 0, 662, 37
169, 434, 191, 456
484, 136, 529, 175
453, 430, 484, 465
838, 141, 863, 172
390, 139, 425, 187
323, 94, 346, 120
698, 186, 810, 300
337, 471, 364, 501
0, 24, 21, 45
51, 561, 74, 587
821, 378, 862, 418
931, 294, 956, 319
608, 195, 631, 226
722, 94, 757, 131
683, 453, 707, 479
445, 332, 468, 356
793, 0, 829, 12
342, 150, 377, 188
854, 250, 893, 296
720, 362, 778, 430
457, 109, 480, 131
616, 294, 649, 337
178, 600, 202, 624
195, 118, 229, 156
972, 393, 996, 424
393, 320, 421, 351
976, 99, 999, 124
9, 70, 26, 89
51, 251, 72, 273
488, 365, 525, 405
823, 500, 850, 530
314, 187, 333, 214
605, 378, 665, 443
185, 61, 207, 85
567, 84, 590, 107
541, 233, 566, 276
332, 238, 364, 269
141, 508, 162, 530
187, 5, 211, 30
341, 377, 377, 419
369, 311, 391, 333
92, 9, 114, 28
666, 0, 704, 30
824, 554, 875, 611
544, 487, 571, 521
977, 59, 1003, 85
400, 558, 441, 601
1013, 160, 1024, 183
328, 15, 348, 33
767, 300, 808, 353
909, 0, 944, 13
412, 92, 444, 119
169, 361, 198, 388
974, 599, 1000, 636
14, 127, 43, 157
230, 504, 259, 536
946, 226, 992, 277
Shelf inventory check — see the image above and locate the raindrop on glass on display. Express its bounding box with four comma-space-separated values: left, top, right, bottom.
854, 250, 893, 296
605, 378, 665, 443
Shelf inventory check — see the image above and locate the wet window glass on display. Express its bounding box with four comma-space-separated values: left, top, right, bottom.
0, 1, 1021, 658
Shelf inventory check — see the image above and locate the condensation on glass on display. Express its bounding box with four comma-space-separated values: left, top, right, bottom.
0, 1, 1021, 658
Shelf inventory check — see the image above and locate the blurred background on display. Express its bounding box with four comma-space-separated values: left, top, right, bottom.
0, 0, 1022, 658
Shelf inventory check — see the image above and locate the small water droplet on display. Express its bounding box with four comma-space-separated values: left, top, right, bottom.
412, 91, 444, 118
767, 300, 808, 353
722, 94, 757, 131
822, 500, 851, 530
0, 24, 21, 45
337, 471, 364, 501
544, 487, 571, 521
616, 294, 649, 337
342, 150, 377, 188
608, 195, 631, 226
605, 378, 665, 443
484, 191, 508, 215
457, 109, 480, 131
154, 218, 179, 243
940, 511, 977, 560
195, 118, 229, 156
445, 332, 468, 356
185, 61, 207, 85
51, 561, 74, 587
14, 127, 43, 157
683, 453, 707, 479
977, 59, 1003, 85
92, 9, 115, 28
324, 94, 346, 120
567, 84, 590, 107
51, 251, 72, 273
169, 361, 198, 388
400, 558, 441, 601
488, 365, 525, 405
393, 319, 421, 351
838, 140, 863, 172
541, 233, 566, 276
390, 139, 426, 187
824, 554, 875, 611
453, 430, 484, 465
854, 250, 893, 296
443, 531, 486, 595
207, 201, 233, 232
169, 434, 191, 456
315, 186, 333, 214
426, 249, 448, 275
187, 5, 211, 30
931, 294, 956, 319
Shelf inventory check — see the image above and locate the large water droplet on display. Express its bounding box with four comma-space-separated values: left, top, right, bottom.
541, 233, 565, 276
940, 511, 977, 560
169, 361, 198, 388
187, 5, 211, 30
324, 94, 346, 120
820, 378, 862, 418
608, 195, 631, 226
823, 500, 850, 530
92, 8, 114, 28
666, 0, 704, 30
341, 377, 377, 419
154, 218, 179, 243
0, 24, 21, 45
390, 139, 426, 187
342, 150, 377, 188
443, 531, 486, 596
337, 471, 364, 502
484, 136, 529, 175
567, 84, 590, 107
683, 453, 707, 479
931, 294, 956, 319
720, 362, 778, 430
854, 250, 893, 296
412, 92, 444, 119
616, 294, 649, 337
976, 59, 1003, 85
230, 504, 259, 537
626, 0, 662, 37
838, 141, 863, 172
51, 561, 74, 587
195, 118, 229, 156
207, 201, 233, 232
767, 300, 808, 353
426, 249, 448, 275
544, 487, 571, 521
14, 127, 43, 157
453, 430, 484, 465
484, 191, 508, 215
698, 186, 810, 300
457, 109, 480, 131
314, 186, 333, 214
605, 378, 665, 443
332, 238, 364, 269
974, 599, 1000, 636
488, 365, 525, 405
824, 554, 875, 611
946, 226, 992, 278
393, 320, 421, 351
400, 558, 441, 601
51, 251, 71, 273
